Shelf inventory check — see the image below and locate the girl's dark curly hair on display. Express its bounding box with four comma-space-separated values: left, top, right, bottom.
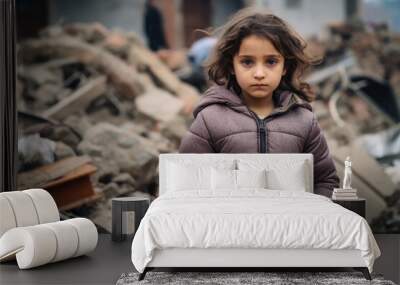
205, 7, 320, 102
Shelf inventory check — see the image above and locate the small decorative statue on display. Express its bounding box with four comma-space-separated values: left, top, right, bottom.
342, 156, 352, 189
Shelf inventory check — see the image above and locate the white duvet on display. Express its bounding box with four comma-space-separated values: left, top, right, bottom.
131, 189, 381, 273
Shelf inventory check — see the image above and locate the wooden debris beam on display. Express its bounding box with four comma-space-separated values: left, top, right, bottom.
17, 155, 91, 190
20, 36, 143, 98
43, 76, 106, 120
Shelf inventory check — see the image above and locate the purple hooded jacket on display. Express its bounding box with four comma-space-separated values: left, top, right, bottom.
179, 85, 340, 197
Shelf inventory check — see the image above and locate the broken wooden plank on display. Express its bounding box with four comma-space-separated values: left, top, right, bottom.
128, 44, 199, 115
45, 163, 96, 188
306, 56, 355, 85
43, 163, 101, 211
17, 155, 91, 190
63, 22, 110, 44
43, 76, 106, 120
129, 44, 181, 94
36, 58, 79, 69
20, 36, 143, 98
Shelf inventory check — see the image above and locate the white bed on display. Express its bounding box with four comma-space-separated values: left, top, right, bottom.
131, 154, 381, 281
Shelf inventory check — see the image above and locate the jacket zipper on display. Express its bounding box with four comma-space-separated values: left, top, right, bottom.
245, 100, 299, 153
259, 119, 267, 153
248, 110, 268, 153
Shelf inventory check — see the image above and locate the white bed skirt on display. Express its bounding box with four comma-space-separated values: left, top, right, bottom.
148, 248, 366, 268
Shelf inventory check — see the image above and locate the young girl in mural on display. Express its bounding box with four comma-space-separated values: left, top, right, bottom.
179, 7, 340, 198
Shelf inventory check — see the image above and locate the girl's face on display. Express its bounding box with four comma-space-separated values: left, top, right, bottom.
233, 35, 286, 100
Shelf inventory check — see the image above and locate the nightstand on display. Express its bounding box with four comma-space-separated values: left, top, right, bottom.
112, 197, 150, 241
332, 198, 366, 218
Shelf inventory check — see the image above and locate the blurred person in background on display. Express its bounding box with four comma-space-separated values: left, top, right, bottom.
179, 36, 217, 92
143, 0, 169, 51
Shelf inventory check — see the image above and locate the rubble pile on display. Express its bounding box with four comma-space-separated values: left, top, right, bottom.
309, 22, 399, 135
306, 22, 400, 233
16, 22, 200, 232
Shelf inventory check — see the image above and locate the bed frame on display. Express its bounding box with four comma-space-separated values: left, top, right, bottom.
138, 154, 372, 281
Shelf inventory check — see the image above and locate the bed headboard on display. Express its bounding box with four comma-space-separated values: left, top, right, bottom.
158, 153, 313, 196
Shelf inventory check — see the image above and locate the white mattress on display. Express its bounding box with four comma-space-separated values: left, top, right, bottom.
131, 189, 381, 273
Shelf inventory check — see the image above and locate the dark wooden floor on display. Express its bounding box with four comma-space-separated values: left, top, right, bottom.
0, 234, 398, 284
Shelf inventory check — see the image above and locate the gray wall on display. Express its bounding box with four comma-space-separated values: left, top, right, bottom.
49, 0, 146, 39
212, 0, 244, 27
257, 0, 346, 39
361, 0, 400, 32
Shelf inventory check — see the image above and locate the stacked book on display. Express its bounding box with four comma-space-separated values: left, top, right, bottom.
332, 188, 358, 200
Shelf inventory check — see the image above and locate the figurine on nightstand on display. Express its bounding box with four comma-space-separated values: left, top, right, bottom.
332, 156, 358, 200
343, 156, 352, 189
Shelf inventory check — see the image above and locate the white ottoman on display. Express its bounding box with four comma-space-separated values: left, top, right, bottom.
0, 218, 98, 269
0, 189, 98, 269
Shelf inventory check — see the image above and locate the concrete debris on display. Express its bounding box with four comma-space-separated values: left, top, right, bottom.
120, 123, 177, 153
159, 115, 190, 144
113, 173, 137, 187
54, 141, 76, 161
355, 125, 400, 163
18, 134, 56, 171
136, 88, 184, 123
91, 156, 120, 185
63, 114, 93, 138
174, 83, 201, 116
40, 122, 82, 150
385, 166, 400, 186
18, 65, 63, 86
77, 122, 159, 188
103, 181, 137, 199
34, 83, 64, 108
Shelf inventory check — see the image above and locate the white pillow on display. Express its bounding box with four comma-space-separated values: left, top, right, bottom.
236, 169, 267, 188
167, 162, 211, 191
237, 159, 308, 192
166, 159, 236, 192
211, 168, 236, 190
211, 168, 267, 190
266, 165, 306, 191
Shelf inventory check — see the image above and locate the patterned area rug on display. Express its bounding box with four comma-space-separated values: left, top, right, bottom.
116, 271, 396, 285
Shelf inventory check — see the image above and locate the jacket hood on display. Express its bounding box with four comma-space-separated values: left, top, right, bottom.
193, 85, 312, 118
